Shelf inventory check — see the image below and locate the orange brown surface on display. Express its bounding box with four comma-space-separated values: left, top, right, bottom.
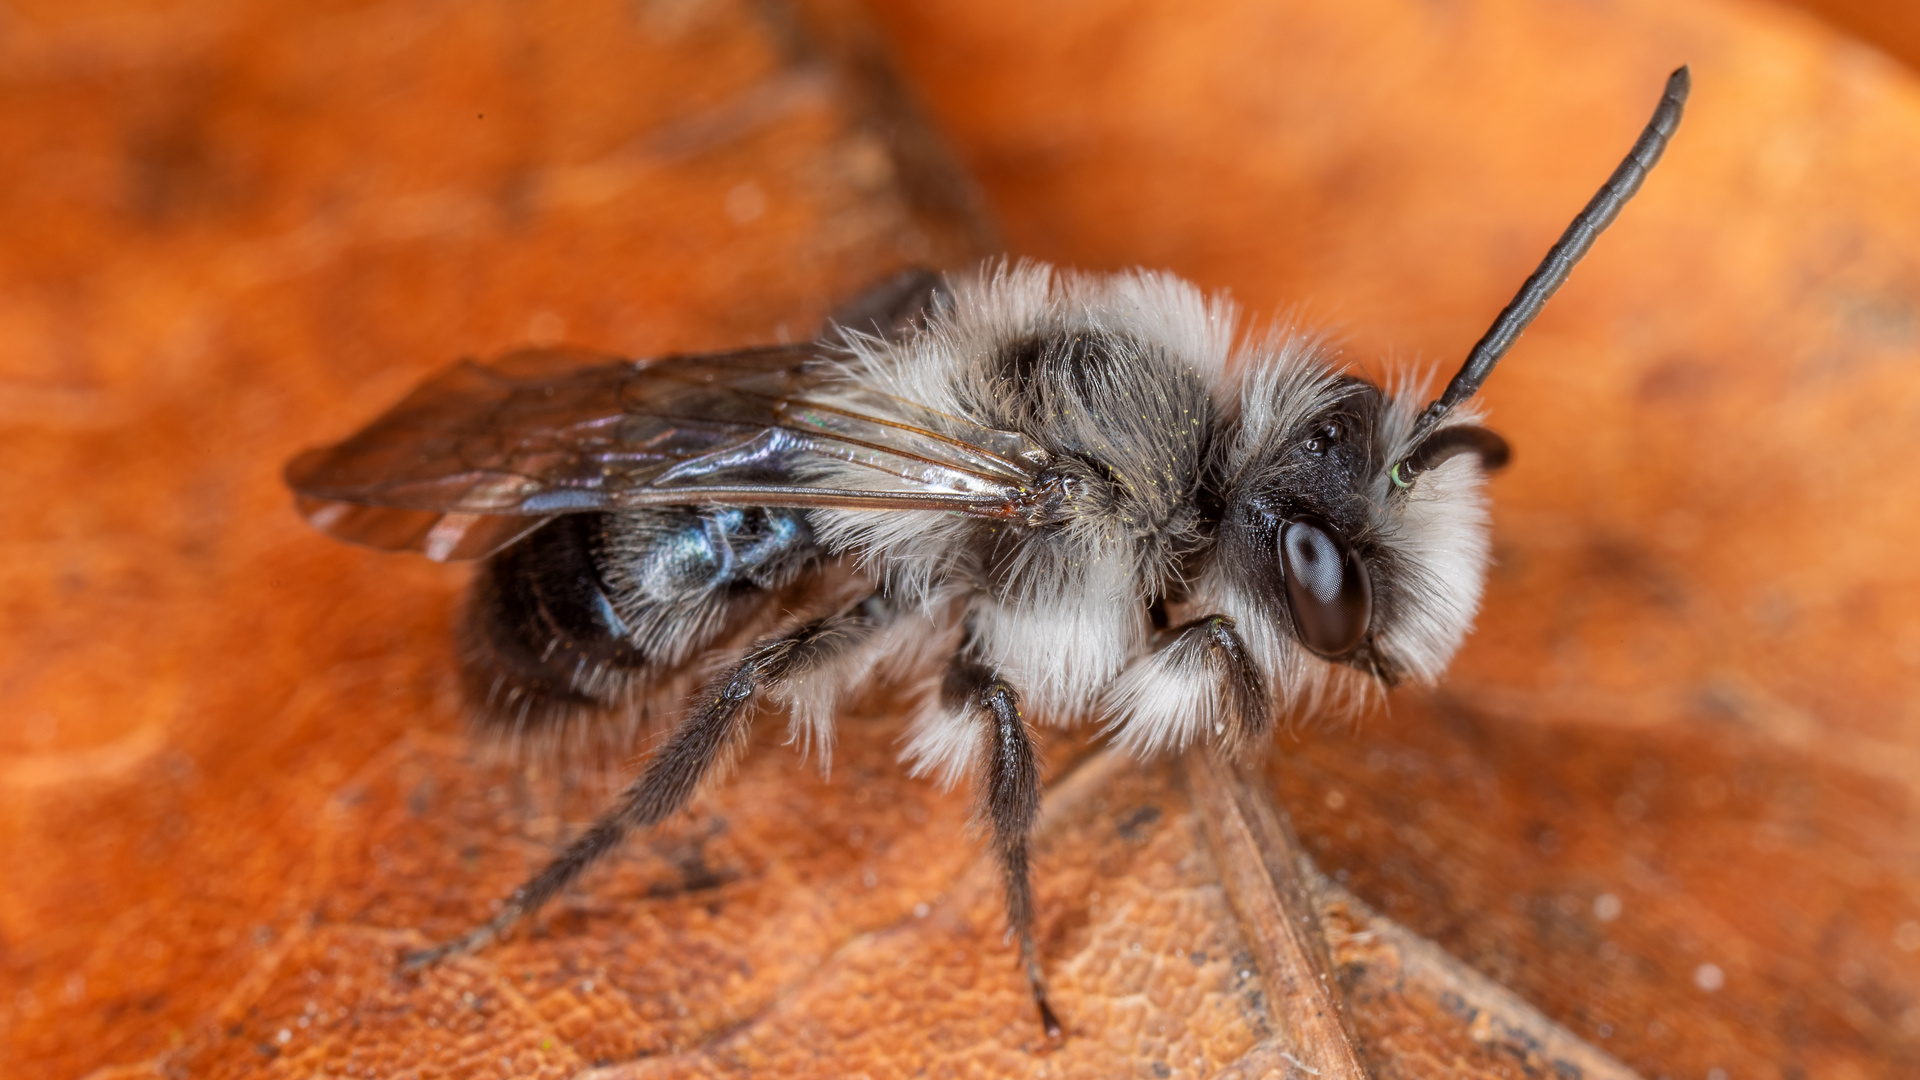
4, 0, 1920, 1078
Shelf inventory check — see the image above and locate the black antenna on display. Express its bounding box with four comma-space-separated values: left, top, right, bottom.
1399, 66, 1691, 469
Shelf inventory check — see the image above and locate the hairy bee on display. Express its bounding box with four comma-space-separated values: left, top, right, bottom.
287, 70, 1689, 1035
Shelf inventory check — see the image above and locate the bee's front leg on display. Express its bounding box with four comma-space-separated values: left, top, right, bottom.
1099, 614, 1271, 759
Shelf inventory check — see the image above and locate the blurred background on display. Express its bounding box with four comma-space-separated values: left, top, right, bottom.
3, 1, 1919, 1077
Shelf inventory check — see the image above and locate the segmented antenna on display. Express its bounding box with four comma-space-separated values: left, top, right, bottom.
1399, 66, 1691, 469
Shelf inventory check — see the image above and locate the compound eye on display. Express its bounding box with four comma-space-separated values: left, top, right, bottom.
1279, 517, 1372, 658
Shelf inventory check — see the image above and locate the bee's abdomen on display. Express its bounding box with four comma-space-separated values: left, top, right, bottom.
457, 512, 649, 735
456, 507, 822, 746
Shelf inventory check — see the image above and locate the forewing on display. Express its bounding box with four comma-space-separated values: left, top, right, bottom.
286, 344, 1045, 560
288, 499, 554, 562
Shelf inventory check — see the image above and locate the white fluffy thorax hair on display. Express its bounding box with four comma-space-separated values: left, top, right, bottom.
792, 262, 1497, 782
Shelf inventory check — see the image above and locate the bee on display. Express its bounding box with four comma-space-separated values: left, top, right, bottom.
286, 69, 1688, 1036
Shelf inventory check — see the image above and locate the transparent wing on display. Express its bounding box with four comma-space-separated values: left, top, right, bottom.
285, 344, 1049, 561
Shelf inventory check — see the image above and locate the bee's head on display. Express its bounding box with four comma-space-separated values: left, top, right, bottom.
1193, 64, 1689, 711
1199, 350, 1507, 709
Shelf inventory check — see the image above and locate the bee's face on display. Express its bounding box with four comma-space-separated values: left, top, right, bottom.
1217, 383, 1384, 663
1203, 365, 1508, 690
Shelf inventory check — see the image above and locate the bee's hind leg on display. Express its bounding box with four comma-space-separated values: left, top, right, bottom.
941, 657, 1065, 1040
404, 599, 886, 969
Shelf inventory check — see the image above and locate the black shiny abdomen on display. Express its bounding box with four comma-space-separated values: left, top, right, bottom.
458, 507, 819, 740
459, 513, 647, 731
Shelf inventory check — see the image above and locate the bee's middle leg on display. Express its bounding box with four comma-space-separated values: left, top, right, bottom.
941, 656, 1064, 1039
